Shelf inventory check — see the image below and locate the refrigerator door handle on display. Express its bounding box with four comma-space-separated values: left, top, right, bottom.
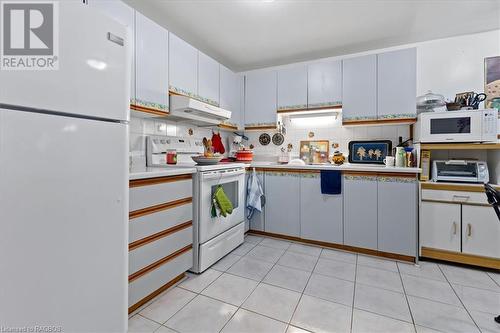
107, 32, 124, 46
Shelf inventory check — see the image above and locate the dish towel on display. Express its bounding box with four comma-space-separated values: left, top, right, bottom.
246, 168, 265, 219
212, 186, 233, 217
320, 170, 342, 195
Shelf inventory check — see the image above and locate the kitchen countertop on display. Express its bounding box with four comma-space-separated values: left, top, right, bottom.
247, 162, 422, 174
129, 166, 197, 180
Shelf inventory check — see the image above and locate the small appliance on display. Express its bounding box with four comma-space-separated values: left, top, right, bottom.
432, 160, 489, 183
414, 109, 498, 143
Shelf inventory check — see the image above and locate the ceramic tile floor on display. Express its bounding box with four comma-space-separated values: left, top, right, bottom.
129, 235, 500, 333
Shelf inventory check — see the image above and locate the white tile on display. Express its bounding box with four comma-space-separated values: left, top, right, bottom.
244, 234, 264, 244
354, 283, 412, 323
304, 273, 354, 306
402, 274, 462, 306
231, 241, 257, 256
129, 117, 144, 134
357, 255, 399, 272
143, 119, 156, 135
178, 269, 222, 293
439, 264, 500, 291
260, 237, 291, 250
212, 253, 242, 272
408, 295, 480, 333
242, 283, 301, 322
288, 243, 322, 257
221, 308, 288, 333
278, 251, 318, 272
352, 309, 415, 333
139, 287, 197, 324
356, 265, 404, 293
320, 248, 357, 264
286, 326, 310, 333
128, 315, 160, 333
245, 245, 285, 263
291, 294, 352, 333
202, 273, 258, 306
414, 325, 442, 333
397, 261, 446, 281
469, 310, 500, 333
263, 264, 312, 292
227, 256, 274, 281
452, 283, 500, 313
314, 257, 356, 281
165, 295, 237, 333
154, 327, 176, 333
488, 272, 500, 286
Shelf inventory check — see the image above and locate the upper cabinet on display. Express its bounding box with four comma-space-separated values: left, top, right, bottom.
342, 48, 416, 125
308, 60, 342, 109
134, 12, 168, 115
89, 0, 135, 105
169, 33, 198, 98
244, 71, 277, 129
342, 54, 378, 124
198, 51, 220, 106
377, 48, 416, 120
277, 65, 308, 112
220, 65, 243, 129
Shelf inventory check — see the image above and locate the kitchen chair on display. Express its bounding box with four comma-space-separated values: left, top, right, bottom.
484, 183, 500, 324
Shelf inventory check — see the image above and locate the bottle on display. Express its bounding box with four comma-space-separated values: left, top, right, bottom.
395, 147, 406, 167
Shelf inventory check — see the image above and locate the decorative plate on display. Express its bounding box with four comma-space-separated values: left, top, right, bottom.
272, 133, 284, 146
348, 140, 392, 164
259, 133, 271, 146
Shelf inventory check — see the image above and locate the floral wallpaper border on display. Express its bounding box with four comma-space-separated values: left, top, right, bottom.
132, 98, 168, 112
307, 101, 342, 109
169, 85, 220, 107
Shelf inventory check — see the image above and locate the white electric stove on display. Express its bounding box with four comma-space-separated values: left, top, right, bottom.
146, 136, 246, 273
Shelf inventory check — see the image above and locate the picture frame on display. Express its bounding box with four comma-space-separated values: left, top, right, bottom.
485, 56, 500, 108
348, 140, 392, 164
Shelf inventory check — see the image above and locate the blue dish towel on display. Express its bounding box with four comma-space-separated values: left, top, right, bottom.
320, 170, 341, 195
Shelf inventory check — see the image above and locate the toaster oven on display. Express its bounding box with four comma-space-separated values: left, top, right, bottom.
432, 160, 489, 183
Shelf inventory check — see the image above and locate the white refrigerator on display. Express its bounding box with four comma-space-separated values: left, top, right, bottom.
0, 2, 130, 332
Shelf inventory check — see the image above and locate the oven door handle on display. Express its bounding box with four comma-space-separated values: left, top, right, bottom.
202, 169, 245, 180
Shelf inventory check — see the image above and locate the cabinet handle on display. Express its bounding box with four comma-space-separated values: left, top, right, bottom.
452, 222, 457, 235
453, 195, 470, 202
467, 223, 472, 237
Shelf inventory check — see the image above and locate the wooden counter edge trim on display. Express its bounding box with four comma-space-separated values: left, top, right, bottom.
130, 104, 169, 116
128, 273, 185, 314
276, 104, 342, 114
130, 174, 193, 188
421, 247, 500, 270
129, 221, 193, 251
129, 244, 192, 283
421, 182, 500, 192
218, 123, 238, 131
244, 126, 278, 131
129, 197, 192, 219
248, 230, 415, 263
342, 118, 416, 126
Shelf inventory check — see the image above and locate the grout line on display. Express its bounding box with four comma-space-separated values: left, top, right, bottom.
349, 253, 358, 333
436, 264, 482, 332
396, 260, 417, 332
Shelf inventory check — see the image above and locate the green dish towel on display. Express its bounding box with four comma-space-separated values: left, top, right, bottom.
213, 186, 233, 217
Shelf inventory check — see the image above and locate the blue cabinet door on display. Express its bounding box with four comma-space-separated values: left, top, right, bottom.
245, 170, 265, 231
300, 173, 343, 244
169, 33, 197, 98
342, 55, 377, 123
265, 172, 300, 237
244, 71, 277, 128
277, 65, 308, 111
343, 175, 378, 250
220, 65, 243, 129
198, 51, 220, 106
377, 48, 416, 120
377, 176, 417, 256
308, 60, 342, 109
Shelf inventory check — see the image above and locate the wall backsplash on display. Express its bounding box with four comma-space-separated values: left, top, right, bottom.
245, 114, 411, 162
129, 116, 231, 168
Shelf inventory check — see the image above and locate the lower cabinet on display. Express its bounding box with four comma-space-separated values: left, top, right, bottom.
245, 170, 265, 231
343, 175, 378, 250
300, 173, 343, 244
377, 177, 417, 256
462, 205, 500, 258
420, 202, 460, 252
265, 172, 300, 237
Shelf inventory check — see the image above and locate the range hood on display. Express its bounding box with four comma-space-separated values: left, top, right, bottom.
169, 95, 231, 126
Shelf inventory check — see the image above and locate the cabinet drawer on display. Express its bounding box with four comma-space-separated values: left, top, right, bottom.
130, 202, 192, 243
129, 177, 192, 212
421, 189, 488, 205
129, 248, 192, 307
129, 225, 192, 275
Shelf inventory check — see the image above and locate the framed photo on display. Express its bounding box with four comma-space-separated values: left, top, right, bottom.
348, 140, 392, 164
485, 56, 500, 108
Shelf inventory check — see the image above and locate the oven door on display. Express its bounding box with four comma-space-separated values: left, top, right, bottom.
420, 112, 482, 142
198, 168, 245, 244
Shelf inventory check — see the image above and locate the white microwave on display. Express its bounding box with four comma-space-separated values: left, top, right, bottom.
414, 109, 498, 143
